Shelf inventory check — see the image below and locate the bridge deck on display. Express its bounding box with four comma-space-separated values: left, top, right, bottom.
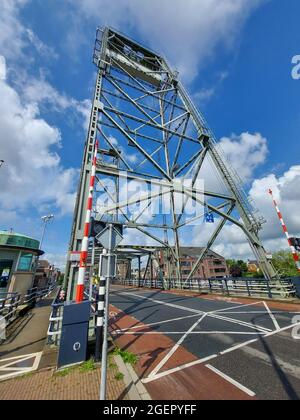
110, 285, 300, 400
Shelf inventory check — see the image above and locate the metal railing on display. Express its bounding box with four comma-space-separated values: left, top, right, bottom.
0, 292, 21, 328
24, 284, 56, 306
117, 277, 296, 299
47, 288, 64, 346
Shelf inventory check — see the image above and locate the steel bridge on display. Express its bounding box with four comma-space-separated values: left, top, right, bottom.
65, 27, 284, 300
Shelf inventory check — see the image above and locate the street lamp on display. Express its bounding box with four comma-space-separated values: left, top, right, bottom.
40, 214, 54, 250
0, 160, 4, 168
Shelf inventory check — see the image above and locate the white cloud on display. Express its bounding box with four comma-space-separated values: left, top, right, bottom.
0, 0, 28, 59
0, 0, 57, 63
250, 166, 300, 240
66, 0, 265, 82
43, 253, 68, 270
218, 132, 269, 182
189, 164, 300, 260
22, 76, 91, 130
25, 28, 58, 60
193, 71, 229, 105
0, 56, 77, 217
197, 131, 268, 197
0, 55, 6, 80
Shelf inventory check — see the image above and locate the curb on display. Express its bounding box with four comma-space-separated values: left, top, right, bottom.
114, 355, 151, 401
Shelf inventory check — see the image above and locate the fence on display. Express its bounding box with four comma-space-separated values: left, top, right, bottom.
0, 283, 57, 343
24, 284, 56, 306
0, 292, 21, 331
117, 277, 296, 299
47, 288, 64, 346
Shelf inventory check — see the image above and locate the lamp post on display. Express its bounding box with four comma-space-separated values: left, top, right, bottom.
0, 160, 4, 168
40, 214, 54, 250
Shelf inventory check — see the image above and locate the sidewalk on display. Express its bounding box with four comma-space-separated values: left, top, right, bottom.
0, 362, 129, 400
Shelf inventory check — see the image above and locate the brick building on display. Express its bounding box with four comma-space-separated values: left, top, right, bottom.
34, 260, 60, 288
159, 247, 229, 280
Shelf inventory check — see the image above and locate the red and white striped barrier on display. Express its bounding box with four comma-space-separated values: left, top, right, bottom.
75, 140, 99, 303
269, 189, 300, 273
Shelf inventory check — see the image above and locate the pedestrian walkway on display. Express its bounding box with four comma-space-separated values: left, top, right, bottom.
0, 292, 55, 380
0, 363, 129, 400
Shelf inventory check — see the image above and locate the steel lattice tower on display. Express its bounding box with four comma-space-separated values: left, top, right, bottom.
66, 27, 281, 299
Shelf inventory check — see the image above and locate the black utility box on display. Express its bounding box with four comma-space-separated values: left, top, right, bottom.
57, 301, 90, 369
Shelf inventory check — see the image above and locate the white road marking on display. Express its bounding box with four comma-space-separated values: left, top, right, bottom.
148, 314, 207, 378
120, 291, 205, 315
205, 364, 256, 397
113, 331, 265, 335
211, 300, 265, 314
142, 354, 218, 384
119, 291, 271, 334
116, 289, 300, 384
263, 301, 281, 331
208, 313, 272, 333
217, 311, 300, 315
141, 322, 300, 384
113, 313, 201, 332
0, 352, 42, 381
220, 339, 259, 355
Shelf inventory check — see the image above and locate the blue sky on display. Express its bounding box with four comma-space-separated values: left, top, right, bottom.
0, 0, 299, 268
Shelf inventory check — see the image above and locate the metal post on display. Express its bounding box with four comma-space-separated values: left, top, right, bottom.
95, 276, 105, 362
246, 278, 251, 297
40, 215, 54, 250
150, 255, 154, 288
100, 224, 113, 401
138, 256, 141, 288
89, 238, 95, 301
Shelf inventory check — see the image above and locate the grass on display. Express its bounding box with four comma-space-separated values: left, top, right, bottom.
113, 347, 138, 365
114, 372, 124, 381
54, 359, 96, 377
109, 362, 118, 369
79, 359, 96, 373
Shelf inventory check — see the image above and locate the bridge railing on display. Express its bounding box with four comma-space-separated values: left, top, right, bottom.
47, 288, 64, 346
116, 277, 296, 299
0, 292, 21, 329
24, 284, 57, 306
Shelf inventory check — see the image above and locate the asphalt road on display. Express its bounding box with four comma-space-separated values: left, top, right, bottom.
110, 286, 300, 400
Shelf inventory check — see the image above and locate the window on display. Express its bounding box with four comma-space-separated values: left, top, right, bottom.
0, 260, 13, 289
182, 270, 190, 275
18, 253, 33, 271
180, 261, 190, 267
215, 268, 226, 274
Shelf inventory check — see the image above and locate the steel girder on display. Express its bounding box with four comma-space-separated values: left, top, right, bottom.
66, 27, 281, 298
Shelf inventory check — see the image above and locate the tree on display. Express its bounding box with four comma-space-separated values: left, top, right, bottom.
226, 259, 248, 277
271, 250, 299, 277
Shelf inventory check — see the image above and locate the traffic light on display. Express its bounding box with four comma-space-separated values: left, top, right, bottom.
290, 237, 300, 252
89, 218, 107, 238
89, 218, 124, 241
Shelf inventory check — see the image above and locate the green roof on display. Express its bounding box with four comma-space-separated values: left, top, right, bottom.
0, 231, 40, 251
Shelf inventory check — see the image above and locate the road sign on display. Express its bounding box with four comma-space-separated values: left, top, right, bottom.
99, 254, 117, 278
96, 225, 123, 249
